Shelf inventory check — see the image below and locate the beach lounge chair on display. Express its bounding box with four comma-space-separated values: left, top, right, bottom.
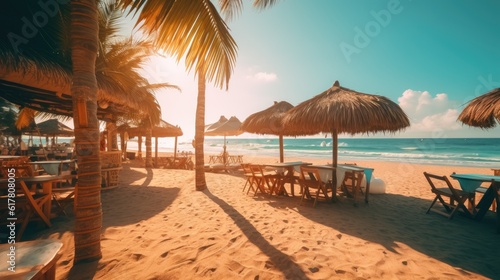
423, 172, 475, 219
299, 166, 332, 207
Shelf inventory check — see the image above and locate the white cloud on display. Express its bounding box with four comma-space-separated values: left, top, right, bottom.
398, 89, 462, 133
245, 68, 278, 82
254, 72, 277, 81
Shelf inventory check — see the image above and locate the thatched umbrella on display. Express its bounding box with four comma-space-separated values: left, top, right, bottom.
205, 116, 243, 164
35, 119, 74, 137
126, 120, 183, 166
458, 88, 500, 128
282, 80, 410, 187
241, 101, 294, 162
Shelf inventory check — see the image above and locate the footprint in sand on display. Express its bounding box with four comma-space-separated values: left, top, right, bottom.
309, 267, 319, 273
131, 253, 145, 261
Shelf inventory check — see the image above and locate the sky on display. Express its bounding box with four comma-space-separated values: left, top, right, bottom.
126, 0, 500, 142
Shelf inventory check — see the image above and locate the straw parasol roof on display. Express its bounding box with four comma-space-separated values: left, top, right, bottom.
205, 116, 243, 165
205, 116, 243, 137
283, 81, 410, 137
205, 115, 228, 133
126, 120, 183, 138
457, 88, 500, 128
125, 119, 183, 165
282, 80, 410, 166
241, 101, 294, 162
32, 119, 74, 137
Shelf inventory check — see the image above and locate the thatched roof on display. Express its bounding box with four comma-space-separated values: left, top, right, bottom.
241, 101, 293, 135
25, 119, 74, 137
0, 1, 161, 122
282, 81, 410, 136
205, 116, 242, 137
0, 67, 131, 121
241, 101, 294, 163
458, 88, 500, 129
126, 120, 183, 138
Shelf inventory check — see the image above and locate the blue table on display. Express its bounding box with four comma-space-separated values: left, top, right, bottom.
450, 173, 500, 233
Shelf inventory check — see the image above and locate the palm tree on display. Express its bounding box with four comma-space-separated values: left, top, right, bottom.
119, 0, 279, 191
69, 0, 103, 262
0, 97, 20, 146
94, 2, 180, 167
14, 2, 179, 170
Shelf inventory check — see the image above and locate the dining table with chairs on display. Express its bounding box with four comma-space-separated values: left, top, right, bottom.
308, 164, 375, 204
264, 161, 312, 196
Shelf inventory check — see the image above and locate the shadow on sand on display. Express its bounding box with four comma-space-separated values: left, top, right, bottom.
26, 164, 180, 279
265, 192, 500, 279
204, 189, 310, 280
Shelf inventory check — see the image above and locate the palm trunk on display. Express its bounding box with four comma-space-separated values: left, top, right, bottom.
195, 70, 207, 190
71, 0, 102, 263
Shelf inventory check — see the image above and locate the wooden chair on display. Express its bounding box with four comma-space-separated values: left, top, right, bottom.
1, 180, 51, 241
298, 166, 332, 207
248, 164, 278, 196
241, 163, 256, 194
423, 172, 475, 219
52, 184, 76, 217
340, 170, 364, 206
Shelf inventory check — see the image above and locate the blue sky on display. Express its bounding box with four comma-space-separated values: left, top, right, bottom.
132, 0, 500, 141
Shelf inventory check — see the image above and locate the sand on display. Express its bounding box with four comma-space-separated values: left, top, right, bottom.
27, 154, 500, 279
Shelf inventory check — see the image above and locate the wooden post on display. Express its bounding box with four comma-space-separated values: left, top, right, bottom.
137, 135, 142, 159
155, 136, 159, 167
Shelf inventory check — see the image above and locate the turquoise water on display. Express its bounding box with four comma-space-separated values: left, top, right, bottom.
193, 138, 500, 168
31, 136, 499, 168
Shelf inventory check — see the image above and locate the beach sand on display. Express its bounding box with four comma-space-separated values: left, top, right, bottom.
28, 155, 500, 279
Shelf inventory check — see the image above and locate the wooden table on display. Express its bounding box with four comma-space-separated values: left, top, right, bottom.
311, 164, 374, 204
0, 239, 62, 279
450, 173, 500, 233
27, 160, 75, 176
0, 156, 21, 160
265, 162, 312, 196
1, 174, 72, 226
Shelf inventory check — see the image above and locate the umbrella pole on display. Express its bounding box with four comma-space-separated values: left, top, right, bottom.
155, 136, 159, 167
332, 130, 338, 202
223, 135, 227, 165
174, 136, 178, 160
279, 135, 284, 163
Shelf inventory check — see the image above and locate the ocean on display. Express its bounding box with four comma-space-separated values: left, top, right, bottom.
25, 136, 500, 168
180, 137, 500, 168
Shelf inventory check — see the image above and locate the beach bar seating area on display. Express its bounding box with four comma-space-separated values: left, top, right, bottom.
0, 150, 126, 241
0, 156, 78, 241
242, 161, 378, 207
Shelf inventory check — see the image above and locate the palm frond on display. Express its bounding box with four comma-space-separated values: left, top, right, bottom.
219, 0, 243, 21
15, 108, 37, 130
119, 0, 238, 90
253, 0, 281, 9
